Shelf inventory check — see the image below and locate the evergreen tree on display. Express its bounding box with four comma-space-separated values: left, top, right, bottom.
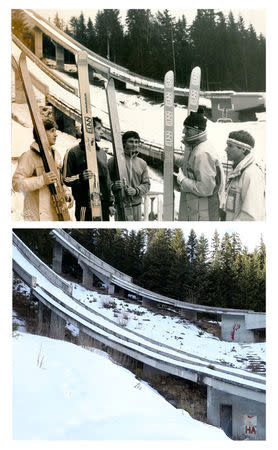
194, 234, 210, 303
167, 229, 191, 300
124, 9, 153, 75
139, 229, 174, 295
86, 17, 97, 51
95, 9, 124, 62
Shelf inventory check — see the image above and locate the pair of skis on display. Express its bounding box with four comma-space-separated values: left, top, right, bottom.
77, 52, 133, 221
13, 52, 71, 221
162, 67, 201, 221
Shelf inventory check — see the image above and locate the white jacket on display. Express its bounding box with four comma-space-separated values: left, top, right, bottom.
175, 136, 225, 221
225, 153, 265, 221
12, 142, 70, 221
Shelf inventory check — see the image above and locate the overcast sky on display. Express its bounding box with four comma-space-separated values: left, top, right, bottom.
37, 5, 266, 36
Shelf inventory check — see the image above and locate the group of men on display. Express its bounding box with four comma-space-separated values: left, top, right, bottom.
12, 107, 265, 222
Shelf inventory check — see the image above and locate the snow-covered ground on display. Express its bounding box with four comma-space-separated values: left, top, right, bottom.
12, 331, 230, 441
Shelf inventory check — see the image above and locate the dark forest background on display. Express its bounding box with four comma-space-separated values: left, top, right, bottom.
12, 9, 265, 91
14, 228, 266, 313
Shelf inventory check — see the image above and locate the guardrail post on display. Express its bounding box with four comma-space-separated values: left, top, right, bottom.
54, 43, 65, 71
52, 241, 63, 275
34, 27, 43, 59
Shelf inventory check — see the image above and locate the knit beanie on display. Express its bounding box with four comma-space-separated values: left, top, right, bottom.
228, 130, 255, 149
183, 106, 207, 131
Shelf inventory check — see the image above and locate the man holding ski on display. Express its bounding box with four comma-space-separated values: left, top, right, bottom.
12, 118, 74, 221
224, 130, 265, 221
174, 106, 225, 221
62, 117, 115, 221
108, 131, 150, 221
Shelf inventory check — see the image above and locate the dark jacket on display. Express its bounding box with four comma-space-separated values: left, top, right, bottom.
62, 142, 114, 208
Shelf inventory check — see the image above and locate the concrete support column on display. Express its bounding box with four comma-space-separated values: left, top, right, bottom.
49, 310, 66, 340
118, 288, 126, 298
52, 241, 63, 275
54, 43, 65, 70
179, 308, 197, 321
108, 284, 115, 295
221, 313, 254, 343
142, 297, 153, 307
37, 302, 49, 336
34, 27, 43, 59
79, 262, 94, 290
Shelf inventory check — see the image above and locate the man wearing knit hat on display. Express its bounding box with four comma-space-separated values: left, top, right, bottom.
174, 106, 224, 221
224, 130, 265, 220
108, 131, 150, 221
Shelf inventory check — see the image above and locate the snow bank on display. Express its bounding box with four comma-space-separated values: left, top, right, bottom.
13, 332, 229, 440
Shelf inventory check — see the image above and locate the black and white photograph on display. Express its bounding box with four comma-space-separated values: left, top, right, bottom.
7, 2, 273, 447
11, 7, 266, 222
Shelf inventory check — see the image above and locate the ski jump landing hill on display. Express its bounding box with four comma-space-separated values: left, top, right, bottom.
12, 231, 266, 440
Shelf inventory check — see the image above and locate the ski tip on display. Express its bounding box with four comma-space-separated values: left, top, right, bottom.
19, 51, 27, 65
164, 70, 174, 79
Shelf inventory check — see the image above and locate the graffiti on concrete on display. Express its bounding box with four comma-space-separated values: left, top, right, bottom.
231, 322, 241, 340
243, 415, 257, 437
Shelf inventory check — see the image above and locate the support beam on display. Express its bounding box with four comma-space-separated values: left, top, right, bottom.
179, 308, 197, 321
34, 27, 43, 59
52, 242, 63, 275
79, 262, 94, 290
49, 310, 66, 340
54, 43, 64, 70
108, 284, 115, 295
221, 313, 255, 343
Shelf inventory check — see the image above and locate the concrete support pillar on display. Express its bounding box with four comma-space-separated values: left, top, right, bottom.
34, 27, 43, 59
221, 313, 254, 343
118, 288, 126, 298
179, 308, 197, 321
52, 242, 63, 275
49, 310, 66, 340
79, 262, 94, 290
108, 284, 115, 295
142, 297, 153, 307
37, 302, 49, 336
54, 43, 65, 70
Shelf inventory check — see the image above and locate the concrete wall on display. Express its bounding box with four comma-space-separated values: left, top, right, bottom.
221, 313, 255, 343
207, 386, 265, 440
